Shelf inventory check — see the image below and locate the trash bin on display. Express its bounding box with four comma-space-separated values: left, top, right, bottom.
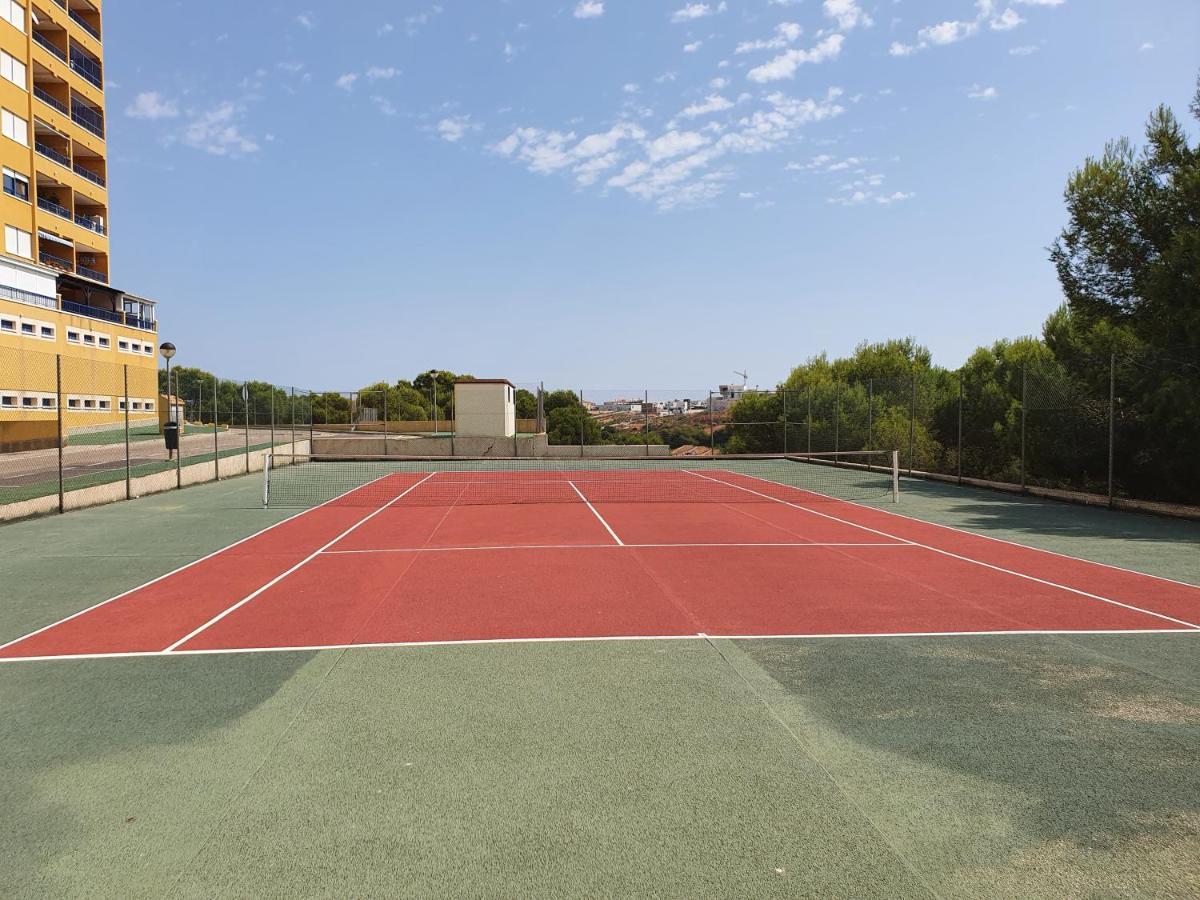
164, 421, 180, 454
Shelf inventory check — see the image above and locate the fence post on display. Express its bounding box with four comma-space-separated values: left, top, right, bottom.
214, 376, 220, 481
908, 373, 917, 476
957, 370, 964, 485
270, 387, 276, 450
834, 382, 841, 455
383, 388, 389, 456
175, 371, 183, 490
308, 390, 314, 447
56, 354, 64, 514
1107, 352, 1116, 508
782, 389, 789, 455
579, 389, 585, 457
806, 387, 812, 454
124, 365, 131, 500
700, 388, 710, 453
866, 380, 873, 452
644, 389, 650, 456
243, 383, 250, 474
1019, 362, 1027, 491
291, 387, 296, 450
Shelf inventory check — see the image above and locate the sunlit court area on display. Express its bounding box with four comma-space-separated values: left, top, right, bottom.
2, 2, 1198, 898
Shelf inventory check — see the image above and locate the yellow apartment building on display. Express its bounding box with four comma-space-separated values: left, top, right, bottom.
0, 0, 161, 450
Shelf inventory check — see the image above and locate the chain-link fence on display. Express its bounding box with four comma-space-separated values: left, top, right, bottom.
0, 347, 312, 518
708, 354, 1199, 509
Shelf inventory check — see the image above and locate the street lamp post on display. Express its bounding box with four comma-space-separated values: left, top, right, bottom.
159, 342, 176, 458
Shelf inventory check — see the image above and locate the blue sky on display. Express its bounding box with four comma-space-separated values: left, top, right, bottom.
106, 1, 1198, 394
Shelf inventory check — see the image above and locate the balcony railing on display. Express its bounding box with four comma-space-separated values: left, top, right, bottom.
73, 162, 105, 187
34, 85, 69, 116
70, 101, 104, 138
35, 140, 72, 168
124, 315, 156, 332
62, 299, 121, 323
76, 263, 108, 283
75, 213, 105, 235
69, 49, 102, 89
39, 249, 72, 271
32, 30, 67, 62
37, 196, 72, 220
0, 284, 58, 310
69, 9, 101, 41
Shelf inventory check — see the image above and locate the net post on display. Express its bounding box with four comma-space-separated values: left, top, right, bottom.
243, 383, 250, 475
123, 364, 131, 500
892, 450, 900, 503
782, 389, 789, 455
56, 353, 64, 514
262, 452, 272, 507
1107, 352, 1115, 509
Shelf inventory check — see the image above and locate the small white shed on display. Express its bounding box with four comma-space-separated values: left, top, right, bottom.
454, 379, 517, 438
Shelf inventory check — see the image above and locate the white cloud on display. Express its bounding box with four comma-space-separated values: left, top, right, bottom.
491, 122, 646, 184
295, 12, 316, 30
366, 66, 399, 81
378, 23, 394, 36
405, 5, 444, 35
646, 130, 709, 162
335, 73, 358, 91
371, 96, 398, 117
125, 91, 179, 120
989, 8, 1024, 30
823, 0, 873, 31
574, 1, 604, 19
175, 102, 259, 157
710, 77, 729, 89
1013, 0, 1063, 5
1139, 41, 1155, 52
1009, 45, 1038, 55
678, 94, 734, 119
438, 115, 478, 142
670, 2, 726, 23
747, 34, 843, 83
968, 84, 998, 100
921, 20, 979, 45
683, 40, 703, 52
735, 22, 802, 54
623, 83, 640, 93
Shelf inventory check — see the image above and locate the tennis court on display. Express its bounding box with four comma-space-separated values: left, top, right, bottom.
3, 454, 1194, 663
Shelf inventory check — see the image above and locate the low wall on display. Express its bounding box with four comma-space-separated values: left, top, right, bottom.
318, 419, 540, 435
543, 444, 671, 458
0, 439, 311, 522
312, 434, 548, 458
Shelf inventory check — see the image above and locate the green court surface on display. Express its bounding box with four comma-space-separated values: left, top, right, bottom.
1, 476, 1197, 897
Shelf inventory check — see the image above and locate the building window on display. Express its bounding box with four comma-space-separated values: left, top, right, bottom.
20, 321, 33, 334
98, 399, 110, 410
1, 108, 27, 146
0, 2, 24, 32
67, 398, 80, 409
82, 398, 94, 409
0, 317, 14, 331
117, 398, 125, 410
4, 224, 31, 258
145, 401, 155, 411
118, 339, 128, 350
97, 336, 109, 348
39, 325, 53, 339
1, 394, 16, 408
0, 51, 26, 90
3, 167, 28, 201
130, 401, 141, 411
67, 330, 80, 343
82, 333, 95, 345
20, 395, 35, 408
143, 345, 152, 354
41, 397, 54, 409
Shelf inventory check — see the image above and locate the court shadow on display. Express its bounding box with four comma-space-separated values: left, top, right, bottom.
895, 478, 1200, 548
0, 650, 318, 892
739, 636, 1200, 855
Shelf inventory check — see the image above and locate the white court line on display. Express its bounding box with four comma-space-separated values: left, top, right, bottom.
686, 469, 1200, 631
319, 541, 907, 555
568, 480, 624, 546
0, 471, 401, 656
160, 472, 439, 653
2, 627, 1196, 664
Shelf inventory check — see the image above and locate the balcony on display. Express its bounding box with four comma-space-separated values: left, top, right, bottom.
34, 85, 69, 116
76, 263, 107, 283
32, 30, 67, 63
69, 48, 102, 89
38, 249, 72, 271
0, 284, 58, 310
73, 162, 105, 187
37, 195, 72, 221
69, 9, 101, 42
70, 100, 104, 138
35, 140, 71, 168
75, 212, 105, 235
124, 315, 156, 332
62, 298, 120, 323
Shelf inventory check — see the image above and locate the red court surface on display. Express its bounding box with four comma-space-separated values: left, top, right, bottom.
2, 469, 1198, 662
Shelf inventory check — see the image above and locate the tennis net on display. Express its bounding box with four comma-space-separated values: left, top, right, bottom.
262, 451, 899, 508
